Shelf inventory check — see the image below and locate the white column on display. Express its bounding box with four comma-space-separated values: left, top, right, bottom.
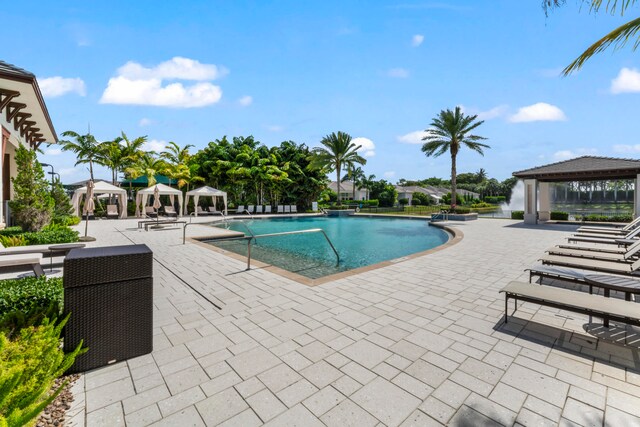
635, 176, 640, 219
538, 182, 550, 221
524, 179, 538, 224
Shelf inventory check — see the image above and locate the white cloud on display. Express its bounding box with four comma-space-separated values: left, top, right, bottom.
388, 68, 409, 78
613, 144, 640, 153
397, 130, 430, 144
611, 67, 640, 94
38, 77, 86, 97
383, 171, 396, 179
460, 104, 508, 121
238, 95, 253, 106
411, 34, 424, 47
138, 118, 153, 127
352, 137, 375, 157
509, 102, 567, 123
267, 125, 283, 132
553, 148, 597, 161
100, 57, 226, 108
117, 57, 227, 81
44, 148, 61, 156
142, 139, 167, 153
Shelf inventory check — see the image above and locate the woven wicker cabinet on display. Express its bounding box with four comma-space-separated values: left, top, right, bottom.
63, 244, 153, 373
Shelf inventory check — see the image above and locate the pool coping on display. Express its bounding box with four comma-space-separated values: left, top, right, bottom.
187, 216, 464, 286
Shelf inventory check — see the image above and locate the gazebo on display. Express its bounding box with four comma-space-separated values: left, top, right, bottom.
70, 181, 128, 218
513, 156, 640, 224
135, 183, 184, 217
184, 186, 227, 216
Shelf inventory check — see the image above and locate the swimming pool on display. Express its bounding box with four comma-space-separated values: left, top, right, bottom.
202, 216, 450, 279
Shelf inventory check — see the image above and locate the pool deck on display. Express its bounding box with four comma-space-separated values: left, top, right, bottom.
28, 216, 640, 425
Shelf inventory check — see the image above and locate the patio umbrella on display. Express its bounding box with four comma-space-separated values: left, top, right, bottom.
153, 185, 161, 222
80, 180, 96, 241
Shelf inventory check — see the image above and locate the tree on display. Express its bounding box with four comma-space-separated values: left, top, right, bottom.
96, 139, 125, 186
476, 168, 487, 183
309, 131, 366, 204
9, 145, 54, 231
362, 174, 376, 200
544, 1, 640, 74
341, 165, 366, 201
125, 154, 167, 187
59, 131, 100, 181
51, 176, 74, 222
161, 142, 200, 189
421, 106, 489, 208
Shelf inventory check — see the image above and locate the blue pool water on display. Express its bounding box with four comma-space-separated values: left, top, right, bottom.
204, 216, 449, 279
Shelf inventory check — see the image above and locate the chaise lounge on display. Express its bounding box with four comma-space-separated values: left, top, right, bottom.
0, 253, 45, 277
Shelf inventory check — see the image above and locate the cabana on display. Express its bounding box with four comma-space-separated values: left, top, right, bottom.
135, 183, 184, 217
184, 186, 228, 216
71, 180, 128, 219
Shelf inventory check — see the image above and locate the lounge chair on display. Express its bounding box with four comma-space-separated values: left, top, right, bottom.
577, 216, 640, 234
547, 239, 640, 262
568, 226, 640, 245
284, 205, 291, 213
0, 253, 45, 277
540, 254, 640, 276
235, 205, 245, 215
500, 281, 640, 326
291, 205, 298, 213
264, 206, 272, 214
196, 206, 211, 216
106, 204, 119, 219
163, 205, 178, 217
145, 206, 158, 218
246, 205, 254, 214
255, 205, 263, 214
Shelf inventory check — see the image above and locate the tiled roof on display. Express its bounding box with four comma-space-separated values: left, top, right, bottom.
0, 60, 35, 79
513, 156, 640, 179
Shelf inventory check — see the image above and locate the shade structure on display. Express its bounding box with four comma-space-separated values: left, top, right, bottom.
71, 180, 128, 219
135, 183, 184, 217
184, 186, 227, 216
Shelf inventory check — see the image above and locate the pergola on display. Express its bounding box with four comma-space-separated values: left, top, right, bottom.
513, 156, 640, 224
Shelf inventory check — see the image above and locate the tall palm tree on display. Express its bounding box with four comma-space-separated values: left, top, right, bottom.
363, 173, 376, 200
309, 131, 366, 204
125, 153, 167, 187
421, 107, 489, 208
119, 132, 148, 197
161, 142, 195, 188
96, 138, 125, 186
59, 131, 100, 181
544, 1, 640, 74
342, 164, 366, 201
476, 168, 487, 183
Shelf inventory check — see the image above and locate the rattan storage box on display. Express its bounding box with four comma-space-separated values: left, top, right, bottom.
63, 244, 153, 373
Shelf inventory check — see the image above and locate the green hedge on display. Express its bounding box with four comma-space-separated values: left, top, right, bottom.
484, 196, 506, 204
577, 214, 634, 223
511, 211, 524, 220
0, 224, 78, 247
0, 277, 63, 338
550, 211, 569, 220
0, 317, 85, 427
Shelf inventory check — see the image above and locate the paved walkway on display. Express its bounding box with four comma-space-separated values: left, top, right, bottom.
54, 217, 640, 426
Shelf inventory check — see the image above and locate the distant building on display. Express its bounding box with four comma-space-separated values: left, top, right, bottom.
328, 181, 367, 200
0, 61, 58, 227
395, 185, 479, 205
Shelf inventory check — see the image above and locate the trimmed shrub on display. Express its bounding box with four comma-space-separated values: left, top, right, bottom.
452, 207, 471, 214
578, 214, 634, 223
51, 215, 81, 227
0, 227, 24, 237
0, 277, 63, 337
398, 198, 409, 206
484, 196, 506, 205
550, 211, 569, 220
511, 211, 524, 220
0, 317, 85, 427
470, 202, 493, 208
21, 224, 79, 246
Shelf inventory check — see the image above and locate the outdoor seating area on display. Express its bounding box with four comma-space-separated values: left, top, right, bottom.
232, 204, 299, 215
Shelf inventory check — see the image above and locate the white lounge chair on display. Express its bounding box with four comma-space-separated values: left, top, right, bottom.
235, 205, 245, 215
264, 206, 272, 214
106, 204, 119, 219
246, 205, 255, 214
284, 205, 291, 213
291, 205, 298, 214
277, 205, 284, 214
0, 253, 45, 277
255, 205, 263, 214
163, 205, 178, 217
577, 216, 640, 234
145, 206, 158, 218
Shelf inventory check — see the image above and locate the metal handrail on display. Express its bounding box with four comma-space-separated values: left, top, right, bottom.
246, 228, 339, 270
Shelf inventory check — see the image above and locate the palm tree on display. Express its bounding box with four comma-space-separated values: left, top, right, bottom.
544, 1, 640, 74
421, 107, 489, 208
59, 131, 100, 181
161, 142, 195, 188
342, 165, 366, 201
96, 139, 125, 186
309, 131, 366, 204
476, 168, 487, 183
125, 153, 167, 187
362, 174, 376, 200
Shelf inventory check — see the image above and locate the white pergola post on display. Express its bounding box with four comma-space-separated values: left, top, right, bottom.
538, 182, 550, 221
524, 179, 538, 224
635, 175, 640, 219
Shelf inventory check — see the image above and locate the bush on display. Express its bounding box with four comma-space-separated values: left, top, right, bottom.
550, 211, 569, 220
0, 277, 63, 338
398, 198, 409, 206
484, 196, 506, 205
470, 202, 493, 208
451, 207, 471, 214
578, 214, 634, 223
0, 235, 26, 248
51, 215, 81, 227
511, 211, 524, 219
21, 224, 79, 246
0, 227, 24, 237
0, 317, 85, 427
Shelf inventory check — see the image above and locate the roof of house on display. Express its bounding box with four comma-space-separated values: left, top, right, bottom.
0, 60, 57, 146
513, 156, 640, 181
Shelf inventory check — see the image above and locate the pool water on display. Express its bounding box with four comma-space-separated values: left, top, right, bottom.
205, 216, 449, 279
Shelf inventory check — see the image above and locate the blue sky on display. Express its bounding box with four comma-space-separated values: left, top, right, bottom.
3, 1, 639, 183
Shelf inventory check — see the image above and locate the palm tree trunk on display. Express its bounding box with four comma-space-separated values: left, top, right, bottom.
89, 160, 94, 181
336, 166, 341, 204
450, 153, 457, 208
